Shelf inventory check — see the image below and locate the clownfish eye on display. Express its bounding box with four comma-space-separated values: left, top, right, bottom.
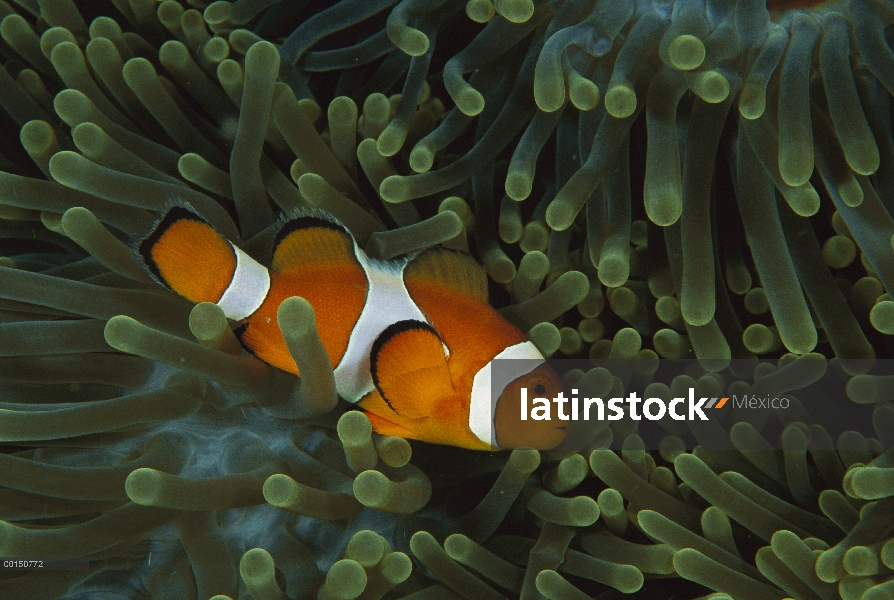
533, 383, 547, 395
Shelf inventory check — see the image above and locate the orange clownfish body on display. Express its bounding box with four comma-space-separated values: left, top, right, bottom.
137, 205, 565, 451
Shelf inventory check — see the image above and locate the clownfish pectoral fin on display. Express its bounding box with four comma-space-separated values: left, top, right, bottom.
364, 410, 418, 439
403, 247, 488, 303
370, 320, 453, 419
271, 211, 358, 273
137, 204, 270, 321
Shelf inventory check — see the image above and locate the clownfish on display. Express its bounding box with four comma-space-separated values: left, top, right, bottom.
135, 205, 566, 451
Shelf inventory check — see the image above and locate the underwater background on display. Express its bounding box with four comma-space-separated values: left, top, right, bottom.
1, 0, 894, 598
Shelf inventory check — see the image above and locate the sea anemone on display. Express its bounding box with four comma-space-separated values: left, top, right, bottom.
0, 0, 893, 598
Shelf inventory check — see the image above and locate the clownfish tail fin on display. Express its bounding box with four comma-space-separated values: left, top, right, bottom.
136, 203, 270, 320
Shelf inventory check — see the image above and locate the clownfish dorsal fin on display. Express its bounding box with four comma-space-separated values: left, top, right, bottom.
370, 320, 453, 419
271, 211, 358, 272
403, 247, 488, 303
136, 203, 238, 304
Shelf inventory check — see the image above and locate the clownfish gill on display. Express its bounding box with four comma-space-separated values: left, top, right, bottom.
135, 203, 566, 451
